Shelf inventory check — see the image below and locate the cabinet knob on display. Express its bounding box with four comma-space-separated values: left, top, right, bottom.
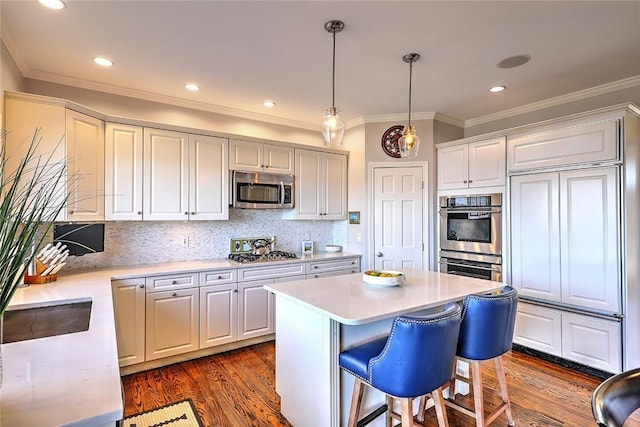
264, 165, 269, 168
376, 252, 383, 257
172, 280, 177, 284
234, 289, 238, 293
314, 266, 318, 269
184, 212, 189, 215
463, 180, 468, 184
217, 275, 223, 280
69, 210, 74, 214
137, 211, 142, 215
191, 211, 195, 215
172, 293, 177, 297
139, 284, 145, 289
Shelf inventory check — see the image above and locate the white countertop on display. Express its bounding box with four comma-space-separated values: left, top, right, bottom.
0, 253, 361, 426
264, 268, 504, 325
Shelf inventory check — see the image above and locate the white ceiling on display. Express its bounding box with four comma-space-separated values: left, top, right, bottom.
2, 1, 639, 129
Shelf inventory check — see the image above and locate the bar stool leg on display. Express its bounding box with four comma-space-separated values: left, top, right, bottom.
348, 378, 365, 427
471, 360, 485, 427
432, 388, 449, 427
400, 398, 412, 426
494, 356, 515, 426
385, 395, 393, 427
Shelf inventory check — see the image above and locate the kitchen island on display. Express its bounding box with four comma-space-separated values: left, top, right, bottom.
264, 268, 504, 427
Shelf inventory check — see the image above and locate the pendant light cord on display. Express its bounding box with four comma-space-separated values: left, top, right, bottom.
332, 30, 336, 109
407, 59, 413, 127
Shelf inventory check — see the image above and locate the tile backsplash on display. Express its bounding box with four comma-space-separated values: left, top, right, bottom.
61, 209, 348, 271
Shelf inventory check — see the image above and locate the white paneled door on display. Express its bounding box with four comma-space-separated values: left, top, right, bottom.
373, 166, 424, 270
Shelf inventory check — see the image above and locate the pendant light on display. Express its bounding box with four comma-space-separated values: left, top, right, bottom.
321, 20, 346, 147
398, 53, 421, 158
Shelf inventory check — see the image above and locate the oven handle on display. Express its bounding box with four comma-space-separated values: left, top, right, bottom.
441, 260, 501, 272
280, 181, 284, 206
440, 208, 501, 214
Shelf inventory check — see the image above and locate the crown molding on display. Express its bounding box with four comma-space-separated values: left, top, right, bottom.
1, 26, 29, 77
465, 75, 640, 128
357, 112, 464, 128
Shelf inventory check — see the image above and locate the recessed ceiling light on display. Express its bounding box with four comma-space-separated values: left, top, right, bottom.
185, 83, 200, 92
262, 100, 276, 108
93, 57, 113, 67
497, 55, 531, 69
38, 0, 66, 10
489, 85, 506, 93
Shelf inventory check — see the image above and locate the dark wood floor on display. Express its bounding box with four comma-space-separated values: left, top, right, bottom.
122, 341, 610, 426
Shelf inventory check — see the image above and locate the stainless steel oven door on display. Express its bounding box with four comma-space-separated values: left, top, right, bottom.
439, 251, 502, 282
439, 206, 501, 255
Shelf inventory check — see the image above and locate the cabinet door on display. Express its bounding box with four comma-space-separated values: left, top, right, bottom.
145, 288, 199, 361
264, 144, 294, 174
513, 302, 562, 357
322, 152, 348, 220
510, 173, 562, 301
561, 312, 621, 373
200, 284, 238, 348
143, 128, 190, 220
65, 110, 105, 221
105, 123, 144, 220
229, 139, 263, 172
437, 144, 469, 190
112, 278, 146, 367
289, 149, 323, 219
189, 134, 229, 220
238, 280, 274, 339
468, 137, 505, 188
560, 168, 620, 312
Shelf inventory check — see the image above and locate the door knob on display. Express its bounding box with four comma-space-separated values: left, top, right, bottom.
376, 252, 383, 257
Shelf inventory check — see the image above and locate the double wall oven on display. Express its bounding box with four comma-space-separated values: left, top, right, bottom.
438, 193, 502, 282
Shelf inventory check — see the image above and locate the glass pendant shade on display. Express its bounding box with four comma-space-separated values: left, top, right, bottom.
398, 125, 420, 158
322, 106, 346, 147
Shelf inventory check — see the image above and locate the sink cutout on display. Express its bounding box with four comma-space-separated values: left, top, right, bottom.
1, 300, 92, 343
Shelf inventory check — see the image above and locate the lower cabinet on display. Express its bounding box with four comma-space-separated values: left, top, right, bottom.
200, 283, 238, 349
238, 279, 274, 339
145, 287, 199, 361
112, 278, 146, 367
514, 301, 621, 373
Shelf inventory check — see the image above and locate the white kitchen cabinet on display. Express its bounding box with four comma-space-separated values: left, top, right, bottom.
229, 139, 294, 174
111, 278, 146, 367
237, 263, 305, 282
514, 302, 621, 373
105, 123, 144, 220
511, 167, 620, 313
238, 279, 274, 339
437, 136, 505, 191
283, 149, 348, 220
200, 283, 238, 348
143, 128, 228, 221
5, 93, 105, 221
305, 257, 361, 279
145, 272, 199, 292
145, 287, 199, 361
508, 119, 618, 172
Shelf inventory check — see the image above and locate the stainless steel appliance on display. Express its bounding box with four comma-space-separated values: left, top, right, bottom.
232, 171, 294, 209
228, 251, 298, 263
439, 250, 502, 282
439, 193, 502, 256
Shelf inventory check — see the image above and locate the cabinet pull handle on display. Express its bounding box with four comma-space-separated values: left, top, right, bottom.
172, 293, 177, 297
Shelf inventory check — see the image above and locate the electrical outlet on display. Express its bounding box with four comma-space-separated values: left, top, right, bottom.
181, 236, 189, 247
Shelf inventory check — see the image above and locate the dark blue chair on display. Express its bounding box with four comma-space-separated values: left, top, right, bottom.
339, 303, 462, 427
592, 367, 640, 427
443, 286, 518, 427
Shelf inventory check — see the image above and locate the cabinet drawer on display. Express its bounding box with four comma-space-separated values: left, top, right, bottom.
514, 302, 562, 356
562, 312, 621, 373
145, 272, 198, 292
307, 268, 359, 279
200, 269, 237, 286
306, 257, 361, 274
508, 119, 619, 172
238, 263, 305, 282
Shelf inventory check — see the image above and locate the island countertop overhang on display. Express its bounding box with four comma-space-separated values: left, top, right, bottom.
264, 268, 505, 325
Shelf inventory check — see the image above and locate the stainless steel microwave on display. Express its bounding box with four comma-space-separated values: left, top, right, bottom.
231, 171, 294, 209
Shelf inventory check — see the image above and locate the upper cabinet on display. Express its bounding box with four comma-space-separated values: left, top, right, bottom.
229, 139, 294, 174
5, 93, 105, 222
437, 136, 506, 191
283, 149, 347, 220
106, 125, 228, 221
508, 119, 619, 172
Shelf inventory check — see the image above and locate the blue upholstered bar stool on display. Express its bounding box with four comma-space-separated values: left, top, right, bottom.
443, 286, 518, 427
339, 303, 462, 427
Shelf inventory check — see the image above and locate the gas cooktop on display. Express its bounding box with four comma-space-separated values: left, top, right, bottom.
228, 251, 298, 263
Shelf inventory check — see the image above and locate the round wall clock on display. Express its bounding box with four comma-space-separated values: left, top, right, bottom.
381, 125, 404, 158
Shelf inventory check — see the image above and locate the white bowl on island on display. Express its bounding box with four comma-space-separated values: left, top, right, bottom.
362, 270, 405, 287
325, 245, 342, 253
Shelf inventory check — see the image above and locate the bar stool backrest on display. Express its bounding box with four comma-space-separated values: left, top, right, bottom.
369, 302, 462, 398
457, 286, 519, 361
592, 367, 640, 427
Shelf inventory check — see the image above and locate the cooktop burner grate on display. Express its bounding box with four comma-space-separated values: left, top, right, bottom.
228, 251, 298, 263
